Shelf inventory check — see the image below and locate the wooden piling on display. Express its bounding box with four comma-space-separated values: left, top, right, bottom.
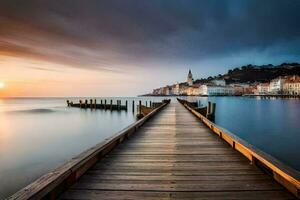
211, 103, 216, 121
132, 101, 135, 113
85, 100, 88, 108
146, 101, 148, 107
90, 99, 93, 109
79, 100, 82, 108
104, 100, 107, 109
139, 101, 142, 114
94, 99, 97, 109
66, 100, 70, 107
206, 101, 211, 117
110, 100, 113, 111
136, 100, 144, 119
125, 100, 128, 111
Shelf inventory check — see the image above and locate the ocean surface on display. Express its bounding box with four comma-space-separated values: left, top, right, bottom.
0, 97, 300, 199
185, 96, 300, 171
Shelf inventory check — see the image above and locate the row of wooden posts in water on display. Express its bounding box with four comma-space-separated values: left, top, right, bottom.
66, 99, 168, 118
177, 98, 216, 121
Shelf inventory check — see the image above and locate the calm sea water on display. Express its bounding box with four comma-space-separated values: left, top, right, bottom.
0, 97, 299, 199
185, 96, 300, 172
0, 97, 164, 199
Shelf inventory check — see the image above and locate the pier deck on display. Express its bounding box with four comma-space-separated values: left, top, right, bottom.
60, 102, 295, 200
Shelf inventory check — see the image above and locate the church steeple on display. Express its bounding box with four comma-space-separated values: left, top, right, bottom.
187, 69, 193, 86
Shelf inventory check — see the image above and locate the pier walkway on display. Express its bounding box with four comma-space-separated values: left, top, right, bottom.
60, 102, 294, 200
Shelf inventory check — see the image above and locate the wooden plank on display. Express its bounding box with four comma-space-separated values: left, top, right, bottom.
71, 179, 283, 191
57, 102, 296, 199
60, 190, 295, 200
79, 174, 272, 181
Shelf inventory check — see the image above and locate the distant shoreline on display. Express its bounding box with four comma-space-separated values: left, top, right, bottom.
140, 94, 300, 98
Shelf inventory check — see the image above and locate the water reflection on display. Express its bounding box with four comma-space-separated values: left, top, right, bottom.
185, 96, 300, 172
0, 98, 143, 198
0, 97, 299, 199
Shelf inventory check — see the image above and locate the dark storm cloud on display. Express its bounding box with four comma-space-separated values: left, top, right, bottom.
1, 0, 300, 71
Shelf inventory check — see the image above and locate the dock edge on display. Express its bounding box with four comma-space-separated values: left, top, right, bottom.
177, 98, 300, 198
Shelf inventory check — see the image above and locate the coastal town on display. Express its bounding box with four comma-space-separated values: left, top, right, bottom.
151, 69, 300, 96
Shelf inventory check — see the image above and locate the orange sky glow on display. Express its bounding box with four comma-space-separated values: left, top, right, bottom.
0, 55, 183, 98
1, 1, 300, 97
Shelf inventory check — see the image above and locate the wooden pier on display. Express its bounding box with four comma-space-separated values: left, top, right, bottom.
9, 101, 300, 199
67, 99, 128, 111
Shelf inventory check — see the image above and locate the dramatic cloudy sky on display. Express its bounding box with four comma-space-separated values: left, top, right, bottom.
1, 0, 300, 96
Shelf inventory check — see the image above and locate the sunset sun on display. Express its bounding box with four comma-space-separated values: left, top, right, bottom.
0, 81, 5, 89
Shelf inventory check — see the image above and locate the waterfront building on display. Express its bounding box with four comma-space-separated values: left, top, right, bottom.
211, 79, 226, 86
152, 87, 164, 95
173, 82, 180, 95
164, 86, 173, 95
187, 69, 194, 86
200, 85, 235, 96
270, 77, 286, 94
283, 75, 300, 95
229, 83, 251, 95
244, 85, 257, 94
186, 84, 201, 96
256, 83, 270, 95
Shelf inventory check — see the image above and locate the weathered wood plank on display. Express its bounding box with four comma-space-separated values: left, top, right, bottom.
58, 102, 295, 199
71, 181, 284, 192
79, 174, 272, 181
60, 190, 295, 200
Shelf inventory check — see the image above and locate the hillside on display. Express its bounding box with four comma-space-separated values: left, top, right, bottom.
194, 63, 300, 84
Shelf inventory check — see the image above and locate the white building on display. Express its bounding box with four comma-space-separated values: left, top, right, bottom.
200, 85, 235, 96
173, 82, 180, 95
211, 79, 226, 86
256, 83, 270, 95
270, 77, 285, 94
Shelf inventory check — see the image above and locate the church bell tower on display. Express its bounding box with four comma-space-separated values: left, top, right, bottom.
187, 69, 193, 86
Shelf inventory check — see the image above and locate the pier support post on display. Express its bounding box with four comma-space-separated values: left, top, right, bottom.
125, 100, 128, 111
66, 100, 70, 107
139, 100, 142, 114
90, 99, 93, 109
132, 101, 135, 113
211, 103, 216, 121
136, 100, 143, 119
94, 99, 97, 109
79, 100, 82, 108
206, 102, 211, 118
110, 100, 113, 111
104, 100, 107, 110
85, 100, 88, 109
